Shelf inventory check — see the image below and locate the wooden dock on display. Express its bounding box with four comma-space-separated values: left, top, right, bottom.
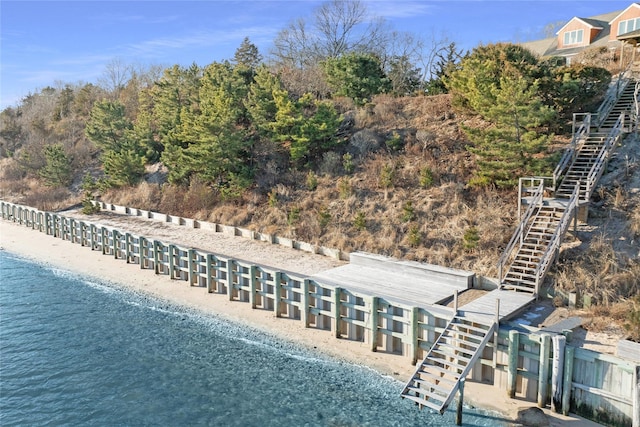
459, 289, 535, 323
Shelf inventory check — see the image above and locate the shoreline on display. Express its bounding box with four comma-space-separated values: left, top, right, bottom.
0, 219, 602, 426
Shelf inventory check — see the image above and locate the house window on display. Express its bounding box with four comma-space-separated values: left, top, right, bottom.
619, 17, 640, 35
563, 29, 584, 45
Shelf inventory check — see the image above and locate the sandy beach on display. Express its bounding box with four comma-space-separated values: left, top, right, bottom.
0, 216, 603, 426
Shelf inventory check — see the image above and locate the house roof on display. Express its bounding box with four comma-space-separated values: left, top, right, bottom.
521, 8, 625, 58
609, 3, 640, 24
556, 17, 603, 35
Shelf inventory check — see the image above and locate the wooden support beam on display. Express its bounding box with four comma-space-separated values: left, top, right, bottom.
369, 296, 379, 352
551, 335, 566, 413
410, 306, 419, 365
333, 287, 342, 338
188, 249, 196, 286
227, 259, 235, 301
507, 329, 519, 398
561, 345, 574, 416
633, 364, 640, 427
456, 378, 465, 426
249, 265, 257, 308
273, 272, 283, 317
538, 334, 551, 408
206, 254, 214, 293
301, 278, 310, 326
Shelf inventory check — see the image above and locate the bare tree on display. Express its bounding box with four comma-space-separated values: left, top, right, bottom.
272, 0, 388, 65
98, 58, 133, 99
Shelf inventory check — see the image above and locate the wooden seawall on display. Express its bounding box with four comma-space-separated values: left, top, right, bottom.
1, 200, 638, 427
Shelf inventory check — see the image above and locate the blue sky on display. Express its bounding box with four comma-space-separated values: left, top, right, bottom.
0, 1, 633, 109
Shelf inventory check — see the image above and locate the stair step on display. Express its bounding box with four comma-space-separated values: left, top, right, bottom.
437, 335, 481, 350
502, 282, 536, 293
401, 393, 443, 412
451, 320, 492, 334
425, 356, 468, 372
414, 370, 458, 385
418, 363, 462, 379
405, 384, 448, 399
431, 348, 473, 362
442, 329, 486, 344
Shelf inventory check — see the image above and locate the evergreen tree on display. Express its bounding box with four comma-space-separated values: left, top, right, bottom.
85, 100, 132, 151
39, 143, 72, 187
323, 52, 390, 105
446, 43, 555, 187
233, 37, 263, 69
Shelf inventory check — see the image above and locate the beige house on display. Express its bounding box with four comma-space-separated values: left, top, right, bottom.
522, 3, 640, 64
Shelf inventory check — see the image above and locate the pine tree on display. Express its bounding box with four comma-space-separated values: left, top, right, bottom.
39, 143, 72, 187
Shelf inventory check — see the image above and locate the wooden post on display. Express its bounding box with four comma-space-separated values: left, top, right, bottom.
206, 254, 214, 293
188, 249, 196, 286
551, 335, 566, 413
152, 240, 160, 273
507, 329, 519, 398
411, 307, 420, 365
125, 232, 132, 261
333, 287, 342, 338
633, 365, 640, 427
112, 230, 119, 259
369, 296, 379, 352
273, 272, 283, 317
139, 237, 146, 269
561, 345, 574, 416
453, 289, 458, 313
168, 244, 176, 278
456, 378, 465, 426
227, 259, 235, 301
538, 334, 551, 408
301, 278, 310, 326
101, 227, 108, 254
249, 265, 258, 308
494, 298, 501, 369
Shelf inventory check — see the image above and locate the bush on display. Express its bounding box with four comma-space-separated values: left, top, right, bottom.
463, 226, 480, 251
408, 224, 421, 247
401, 201, 415, 222
419, 166, 434, 188
305, 171, 318, 191
342, 153, 354, 174
353, 211, 366, 230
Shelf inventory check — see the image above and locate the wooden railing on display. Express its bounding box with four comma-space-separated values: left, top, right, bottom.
553, 113, 591, 191
531, 184, 579, 296
583, 113, 624, 202
594, 77, 630, 128
497, 178, 545, 284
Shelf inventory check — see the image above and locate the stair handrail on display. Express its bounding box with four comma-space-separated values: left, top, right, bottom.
595, 78, 629, 128
583, 113, 624, 202
552, 113, 591, 190
532, 183, 580, 296
633, 80, 639, 131
497, 178, 544, 283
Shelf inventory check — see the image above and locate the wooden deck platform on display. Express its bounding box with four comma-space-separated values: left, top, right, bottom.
311, 263, 470, 308
458, 289, 535, 323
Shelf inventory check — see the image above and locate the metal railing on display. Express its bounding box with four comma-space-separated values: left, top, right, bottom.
497, 178, 545, 284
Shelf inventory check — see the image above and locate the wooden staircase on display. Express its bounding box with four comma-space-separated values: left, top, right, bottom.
501, 204, 566, 293
401, 315, 495, 413
597, 79, 637, 130
555, 132, 608, 199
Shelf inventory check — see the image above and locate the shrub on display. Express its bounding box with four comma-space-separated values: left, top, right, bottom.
317, 206, 332, 231
338, 178, 352, 199
305, 171, 318, 191
287, 205, 300, 226
268, 188, 278, 207
624, 294, 640, 342
463, 226, 480, 251
342, 153, 354, 174
353, 211, 366, 230
408, 224, 421, 247
385, 131, 404, 152
419, 166, 434, 188
401, 200, 415, 222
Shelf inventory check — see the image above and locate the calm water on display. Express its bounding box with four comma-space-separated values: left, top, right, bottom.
0, 251, 508, 426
